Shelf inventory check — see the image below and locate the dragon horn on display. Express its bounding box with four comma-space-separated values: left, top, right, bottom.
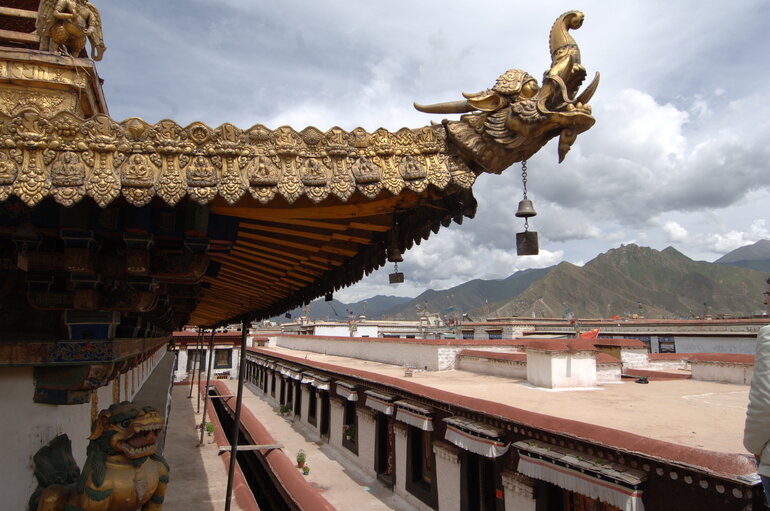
413, 100, 475, 114
575, 72, 600, 105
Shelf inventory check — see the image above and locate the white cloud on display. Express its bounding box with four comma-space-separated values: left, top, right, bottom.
659, 220, 689, 243
93, 1, 770, 302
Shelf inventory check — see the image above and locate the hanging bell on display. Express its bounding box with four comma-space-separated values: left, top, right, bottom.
325, 292, 333, 302
516, 231, 539, 256
515, 199, 537, 218
387, 247, 403, 263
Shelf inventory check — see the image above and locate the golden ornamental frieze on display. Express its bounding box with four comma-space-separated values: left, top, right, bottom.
0, 109, 476, 208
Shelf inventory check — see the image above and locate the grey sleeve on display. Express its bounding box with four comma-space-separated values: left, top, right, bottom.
744, 325, 770, 454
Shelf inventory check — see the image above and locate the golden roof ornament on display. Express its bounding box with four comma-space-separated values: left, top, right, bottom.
414, 10, 599, 171
36, 0, 106, 61
0, 10, 596, 210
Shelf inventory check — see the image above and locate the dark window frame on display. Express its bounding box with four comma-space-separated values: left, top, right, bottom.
406, 425, 437, 509
308, 386, 317, 426
342, 400, 358, 455
214, 348, 232, 369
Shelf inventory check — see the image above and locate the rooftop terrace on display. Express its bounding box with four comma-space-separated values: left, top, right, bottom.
258, 346, 750, 456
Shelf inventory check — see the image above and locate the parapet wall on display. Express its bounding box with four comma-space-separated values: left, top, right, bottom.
274, 334, 524, 370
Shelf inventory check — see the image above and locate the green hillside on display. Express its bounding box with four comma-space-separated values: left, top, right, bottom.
489, 244, 767, 319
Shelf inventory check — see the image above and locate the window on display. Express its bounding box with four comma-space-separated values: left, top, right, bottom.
462, 330, 475, 340
461, 451, 499, 511
658, 336, 676, 353
186, 349, 206, 371
564, 490, 621, 511
286, 380, 293, 407
308, 386, 317, 426
406, 426, 436, 507
342, 400, 358, 454
486, 330, 502, 340
214, 349, 232, 368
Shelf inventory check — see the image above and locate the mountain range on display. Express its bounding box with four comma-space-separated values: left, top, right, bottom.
272, 240, 770, 322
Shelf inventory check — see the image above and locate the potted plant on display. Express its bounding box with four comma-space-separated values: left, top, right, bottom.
302, 465, 310, 476
205, 422, 215, 436
279, 404, 290, 416
344, 424, 356, 442
296, 449, 306, 468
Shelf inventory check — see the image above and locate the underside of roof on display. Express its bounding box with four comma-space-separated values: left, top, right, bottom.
0, 110, 480, 332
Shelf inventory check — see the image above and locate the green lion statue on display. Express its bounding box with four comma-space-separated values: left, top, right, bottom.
30, 402, 169, 511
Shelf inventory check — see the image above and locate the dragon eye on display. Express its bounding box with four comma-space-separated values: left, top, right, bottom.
120, 419, 132, 428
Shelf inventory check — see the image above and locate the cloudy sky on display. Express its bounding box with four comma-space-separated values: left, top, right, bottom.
95, 1, 770, 302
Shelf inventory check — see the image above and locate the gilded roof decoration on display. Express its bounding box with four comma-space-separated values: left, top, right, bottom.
0, 109, 476, 208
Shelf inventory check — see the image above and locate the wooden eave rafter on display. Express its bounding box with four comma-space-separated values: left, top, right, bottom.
188, 187, 478, 327
0, 109, 481, 329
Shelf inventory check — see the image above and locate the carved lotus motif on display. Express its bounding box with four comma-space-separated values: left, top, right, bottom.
187, 122, 211, 145
248, 125, 273, 143
300, 127, 324, 146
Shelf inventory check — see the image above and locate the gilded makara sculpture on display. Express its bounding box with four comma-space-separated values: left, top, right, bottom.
4, 10, 597, 210
30, 403, 169, 511
36, 0, 106, 60
415, 10, 599, 172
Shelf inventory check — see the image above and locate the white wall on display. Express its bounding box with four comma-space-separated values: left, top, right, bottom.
276, 335, 523, 371
553, 352, 597, 388
596, 364, 621, 383
502, 471, 536, 511
434, 442, 461, 511
457, 356, 527, 379
526, 351, 554, 388
277, 335, 445, 370
356, 408, 377, 478
300, 385, 311, 425
619, 348, 649, 369
644, 359, 690, 371
2, 348, 167, 511
691, 362, 753, 385
315, 324, 379, 338
526, 350, 597, 388
329, 398, 345, 449
393, 424, 409, 501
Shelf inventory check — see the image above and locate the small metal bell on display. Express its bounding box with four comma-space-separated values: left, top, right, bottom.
388, 247, 403, 263
325, 292, 333, 302
515, 199, 537, 218
516, 231, 539, 256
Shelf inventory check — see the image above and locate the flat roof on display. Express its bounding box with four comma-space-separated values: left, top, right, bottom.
258, 346, 750, 456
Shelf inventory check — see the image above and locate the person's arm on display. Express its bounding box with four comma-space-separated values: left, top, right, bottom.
744, 326, 770, 455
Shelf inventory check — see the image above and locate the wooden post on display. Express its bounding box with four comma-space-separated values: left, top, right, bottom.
224, 320, 249, 511
188, 328, 203, 398
199, 328, 216, 445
